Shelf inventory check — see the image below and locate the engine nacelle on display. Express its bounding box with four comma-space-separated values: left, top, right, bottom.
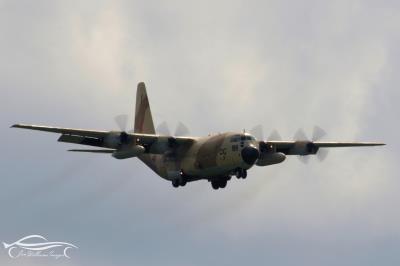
256, 152, 286, 166
290, 141, 318, 155
103, 131, 129, 149
148, 136, 173, 154
112, 145, 145, 159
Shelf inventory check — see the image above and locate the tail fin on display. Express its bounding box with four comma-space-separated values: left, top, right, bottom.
134, 82, 155, 134
135, 82, 162, 176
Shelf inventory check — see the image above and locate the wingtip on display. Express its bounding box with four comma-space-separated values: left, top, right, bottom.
370, 143, 386, 146
373, 142, 386, 146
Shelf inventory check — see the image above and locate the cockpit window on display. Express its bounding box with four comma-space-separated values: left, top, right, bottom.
231, 135, 255, 142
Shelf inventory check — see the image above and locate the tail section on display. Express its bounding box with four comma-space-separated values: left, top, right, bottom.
135, 82, 164, 177
134, 82, 155, 134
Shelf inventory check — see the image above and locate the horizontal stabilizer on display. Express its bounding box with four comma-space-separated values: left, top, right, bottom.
68, 149, 115, 153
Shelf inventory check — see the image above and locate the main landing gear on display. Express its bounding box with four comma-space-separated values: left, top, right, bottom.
210, 175, 231, 190
172, 177, 186, 188
211, 179, 227, 190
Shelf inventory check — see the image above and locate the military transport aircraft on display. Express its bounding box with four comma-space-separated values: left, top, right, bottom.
12, 82, 385, 190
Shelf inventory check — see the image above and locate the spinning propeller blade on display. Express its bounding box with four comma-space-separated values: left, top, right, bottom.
175, 122, 190, 136
114, 114, 129, 131
294, 126, 329, 163
156, 121, 171, 136
250, 125, 264, 140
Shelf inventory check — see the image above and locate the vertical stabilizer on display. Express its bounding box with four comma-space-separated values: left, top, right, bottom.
134, 82, 155, 134
135, 82, 162, 176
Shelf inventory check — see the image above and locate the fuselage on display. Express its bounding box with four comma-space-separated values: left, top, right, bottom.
141, 132, 258, 182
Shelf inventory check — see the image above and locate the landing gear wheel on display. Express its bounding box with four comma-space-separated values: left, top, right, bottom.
236, 169, 247, 179
236, 169, 242, 179
211, 181, 219, 190
179, 179, 187, 187
172, 180, 179, 188
219, 179, 227, 188
242, 170, 247, 179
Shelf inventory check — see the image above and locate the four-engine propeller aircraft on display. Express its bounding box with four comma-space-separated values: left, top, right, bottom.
12, 82, 385, 190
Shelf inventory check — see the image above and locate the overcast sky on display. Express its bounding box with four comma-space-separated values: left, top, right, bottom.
1, 0, 399, 265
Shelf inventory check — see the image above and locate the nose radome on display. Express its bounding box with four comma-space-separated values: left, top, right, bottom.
241, 145, 259, 165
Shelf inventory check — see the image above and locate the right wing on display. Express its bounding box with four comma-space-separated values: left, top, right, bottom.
68, 149, 115, 153
261, 140, 385, 156
313, 141, 385, 147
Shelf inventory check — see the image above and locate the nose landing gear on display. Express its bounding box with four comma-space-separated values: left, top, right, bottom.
236, 168, 247, 179
172, 172, 187, 188
172, 178, 187, 187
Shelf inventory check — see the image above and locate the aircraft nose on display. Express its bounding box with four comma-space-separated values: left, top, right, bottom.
241, 145, 259, 165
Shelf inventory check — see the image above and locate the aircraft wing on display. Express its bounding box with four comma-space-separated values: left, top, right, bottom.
11, 123, 112, 148
11, 124, 195, 151
312, 141, 385, 147
263, 140, 385, 156
11, 124, 109, 138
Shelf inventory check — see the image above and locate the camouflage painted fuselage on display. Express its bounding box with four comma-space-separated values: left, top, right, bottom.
140, 132, 257, 181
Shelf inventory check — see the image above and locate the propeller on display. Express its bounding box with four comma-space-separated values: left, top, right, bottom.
250, 126, 283, 156
114, 114, 129, 131
114, 114, 138, 133
312, 126, 328, 161
249, 125, 282, 141
312, 126, 326, 141
156, 121, 191, 136
298, 155, 310, 164
250, 125, 264, 140
175, 122, 190, 136
293, 128, 309, 164
294, 128, 308, 141
317, 148, 329, 161
268, 129, 282, 141
113, 114, 146, 147
156, 121, 171, 136
115, 114, 191, 137
294, 126, 329, 163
